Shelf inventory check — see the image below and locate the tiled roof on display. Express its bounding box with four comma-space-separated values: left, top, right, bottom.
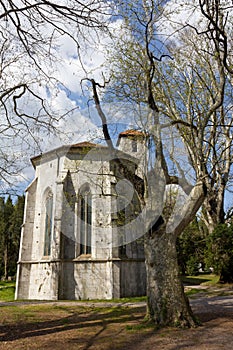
71, 141, 100, 148
31, 141, 103, 167
118, 129, 145, 137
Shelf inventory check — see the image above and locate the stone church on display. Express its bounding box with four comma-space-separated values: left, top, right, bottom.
15, 130, 147, 300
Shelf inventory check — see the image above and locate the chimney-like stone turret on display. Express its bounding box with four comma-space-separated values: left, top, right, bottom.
117, 129, 148, 179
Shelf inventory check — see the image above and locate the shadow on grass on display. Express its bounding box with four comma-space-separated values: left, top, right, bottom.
0, 304, 152, 349
182, 276, 213, 285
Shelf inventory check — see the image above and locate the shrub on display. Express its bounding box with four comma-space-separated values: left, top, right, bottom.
205, 223, 233, 283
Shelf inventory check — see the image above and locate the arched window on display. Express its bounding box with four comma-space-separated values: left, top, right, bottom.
80, 186, 92, 255
44, 193, 53, 256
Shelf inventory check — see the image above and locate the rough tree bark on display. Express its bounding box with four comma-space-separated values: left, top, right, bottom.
144, 180, 206, 327
145, 225, 195, 327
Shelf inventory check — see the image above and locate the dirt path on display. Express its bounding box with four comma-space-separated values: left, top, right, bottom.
137, 294, 233, 350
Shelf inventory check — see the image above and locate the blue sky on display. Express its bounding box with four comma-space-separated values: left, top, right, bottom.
1, 0, 232, 214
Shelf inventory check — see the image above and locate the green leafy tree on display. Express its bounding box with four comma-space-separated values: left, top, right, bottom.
8, 196, 25, 277
205, 223, 233, 283
177, 219, 207, 276
0, 196, 24, 279
0, 196, 14, 280
0, 197, 5, 277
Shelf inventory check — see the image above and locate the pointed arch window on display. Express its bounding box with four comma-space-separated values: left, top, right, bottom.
80, 187, 92, 255
44, 193, 53, 256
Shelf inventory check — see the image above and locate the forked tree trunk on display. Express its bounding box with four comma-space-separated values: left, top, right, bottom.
144, 225, 197, 328
202, 184, 225, 235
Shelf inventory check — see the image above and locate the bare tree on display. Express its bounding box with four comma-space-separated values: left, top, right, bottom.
86, 0, 231, 327
156, 27, 233, 234
162, 0, 233, 231
0, 0, 109, 192
198, 0, 233, 75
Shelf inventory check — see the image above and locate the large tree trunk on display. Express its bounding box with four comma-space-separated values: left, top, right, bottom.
143, 181, 205, 328
144, 225, 197, 327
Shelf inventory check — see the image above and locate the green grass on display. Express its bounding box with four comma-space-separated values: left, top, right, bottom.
0, 280, 15, 287
0, 281, 16, 301
125, 322, 155, 332
185, 288, 205, 296
182, 274, 222, 297
182, 274, 219, 286
105, 296, 147, 303
0, 303, 81, 325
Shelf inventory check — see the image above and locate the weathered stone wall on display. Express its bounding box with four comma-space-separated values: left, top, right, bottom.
61, 260, 114, 300
118, 136, 148, 179
15, 178, 37, 299
15, 263, 31, 299
17, 258, 146, 301
118, 260, 146, 297
28, 261, 60, 300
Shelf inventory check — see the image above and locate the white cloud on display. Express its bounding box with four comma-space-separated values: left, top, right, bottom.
160, 0, 203, 38
49, 18, 123, 95
0, 4, 127, 193
161, 0, 233, 38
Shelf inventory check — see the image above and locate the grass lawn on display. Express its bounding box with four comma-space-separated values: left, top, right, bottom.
182, 274, 220, 286
0, 281, 16, 301
0, 278, 232, 350
0, 302, 153, 350
182, 274, 222, 297
1, 275, 233, 350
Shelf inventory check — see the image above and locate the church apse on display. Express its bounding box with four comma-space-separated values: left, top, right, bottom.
16, 131, 147, 300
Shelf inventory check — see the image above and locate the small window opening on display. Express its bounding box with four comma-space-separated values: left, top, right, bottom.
132, 139, 137, 152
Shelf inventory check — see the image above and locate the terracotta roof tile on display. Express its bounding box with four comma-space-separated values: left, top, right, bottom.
118, 129, 145, 137
71, 141, 101, 148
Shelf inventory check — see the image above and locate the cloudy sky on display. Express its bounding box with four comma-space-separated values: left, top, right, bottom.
0, 4, 124, 193
1, 0, 232, 197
